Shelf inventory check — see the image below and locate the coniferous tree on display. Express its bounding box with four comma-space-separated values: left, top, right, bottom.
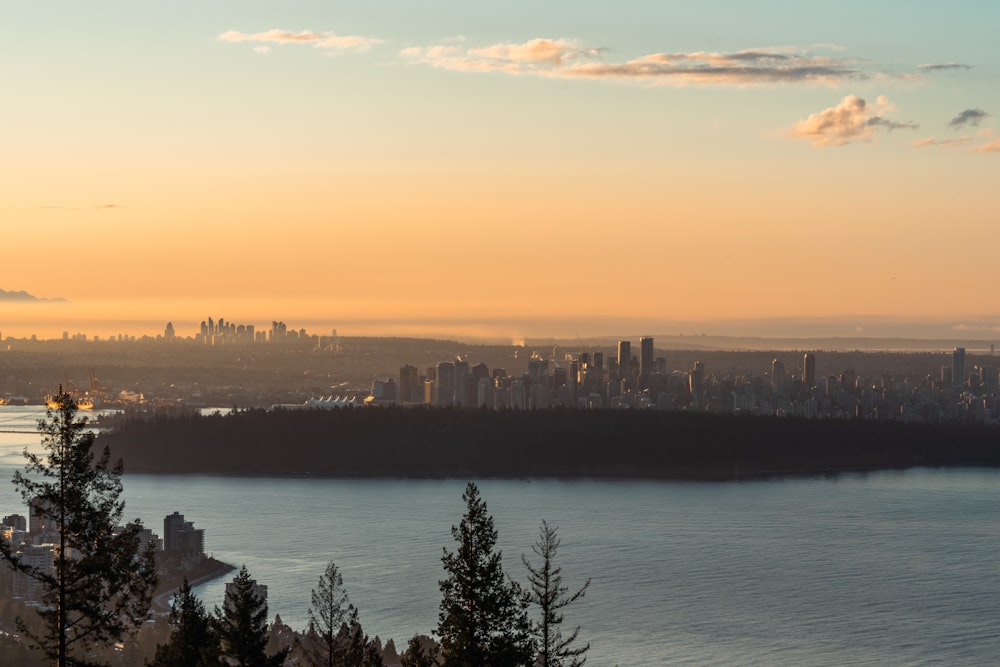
0, 390, 157, 667
302, 560, 383, 667
400, 635, 440, 667
338, 619, 385, 667
437, 482, 533, 667
214, 565, 288, 667
522, 522, 590, 667
150, 579, 223, 667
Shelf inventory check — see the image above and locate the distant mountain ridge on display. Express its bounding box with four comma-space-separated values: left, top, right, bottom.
0, 288, 66, 302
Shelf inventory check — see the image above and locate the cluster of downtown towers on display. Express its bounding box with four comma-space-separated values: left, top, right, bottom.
382, 342, 1000, 425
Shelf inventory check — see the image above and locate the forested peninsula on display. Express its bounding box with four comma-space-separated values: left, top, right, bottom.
98, 408, 1000, 479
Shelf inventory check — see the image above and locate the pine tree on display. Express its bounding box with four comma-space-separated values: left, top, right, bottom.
150, 579, 223, 667
437, 482, 533, 667
302, 560, 378, 667
522, 521, 590, 667
338, 619, 385, 667
214, 565, 288, 667
400, 635, 439, 667
0, 390, 157, 667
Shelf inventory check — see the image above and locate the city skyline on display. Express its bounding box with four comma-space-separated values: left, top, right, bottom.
3, 2, 998, 341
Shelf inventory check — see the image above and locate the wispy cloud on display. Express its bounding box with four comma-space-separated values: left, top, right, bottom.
402, 40, 871, 86
917, 62, 972, 71
949, 108, 990, 128
913, 136, 972, 148
786, 95, 917, 147
976, 140, 1000, 153
220, 29, 382, 53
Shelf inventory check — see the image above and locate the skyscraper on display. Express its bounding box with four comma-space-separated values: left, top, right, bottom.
640, 337, 654, 382
399, 364, 419, 404
771, 358, 787, 395
689, 361, 705, 409
617, 341, 631, 382
435, 361, 455, 406
953, 347, 966, 388
802, 353, 816, 387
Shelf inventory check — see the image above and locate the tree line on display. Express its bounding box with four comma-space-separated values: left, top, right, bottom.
102, 405, 1000, 479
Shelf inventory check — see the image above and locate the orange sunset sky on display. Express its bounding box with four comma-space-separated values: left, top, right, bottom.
3, 2, 998, 341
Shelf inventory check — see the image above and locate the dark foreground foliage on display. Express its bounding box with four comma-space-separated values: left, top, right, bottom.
100, 407, 1000, 479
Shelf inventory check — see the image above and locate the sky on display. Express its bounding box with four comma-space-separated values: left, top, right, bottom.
2, 1, 999, 341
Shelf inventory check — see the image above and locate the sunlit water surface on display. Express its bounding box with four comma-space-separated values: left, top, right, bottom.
2, 406, 999, 666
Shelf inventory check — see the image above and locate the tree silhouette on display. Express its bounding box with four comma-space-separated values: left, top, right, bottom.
0, 389, 157, 667
522, 521, 590, 667
214, 565, 288, 667
400, 635, 440, 667
150, 579, 223, 667
301, 559, 382, 667
437, 482, 533, 667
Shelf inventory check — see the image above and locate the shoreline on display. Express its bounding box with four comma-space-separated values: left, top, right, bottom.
151, 556, 236, 614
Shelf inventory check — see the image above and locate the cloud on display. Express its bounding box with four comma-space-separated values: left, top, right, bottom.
220, 29, 382, 52
949, 108, 990, 128
402, 39, 601, 74
917, 62, 972, 71
913, 136, 972, 148
402, 40, 870, 86
867, 117, 919, 131
976, 140, 1000, 153
786, 95, 917, 147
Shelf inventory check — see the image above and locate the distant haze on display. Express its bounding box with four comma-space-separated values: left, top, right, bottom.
1, 298, 998, 348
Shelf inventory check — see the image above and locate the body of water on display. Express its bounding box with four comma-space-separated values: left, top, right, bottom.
2, 405, 999, 665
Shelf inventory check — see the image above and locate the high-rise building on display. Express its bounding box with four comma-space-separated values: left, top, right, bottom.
617, 341, 631, 381
510, 379, 526, 409
12, 544, 55, 600
803, 353, 816, 387
163, 511, 205, 555
640, 337, 654, 382
399, 364, 420, 404
771, 358, 787, 395
569, 359, 580, 404
435, 361, 455, 407
452, 360, 470, 405
953, 347, 966, 388
689, 361, 705, 409
163, 511, 185, 552
982, 366, 998, 394
2, 513, 26, 531
477, 377, 494, 409
552, 367, 567, 390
